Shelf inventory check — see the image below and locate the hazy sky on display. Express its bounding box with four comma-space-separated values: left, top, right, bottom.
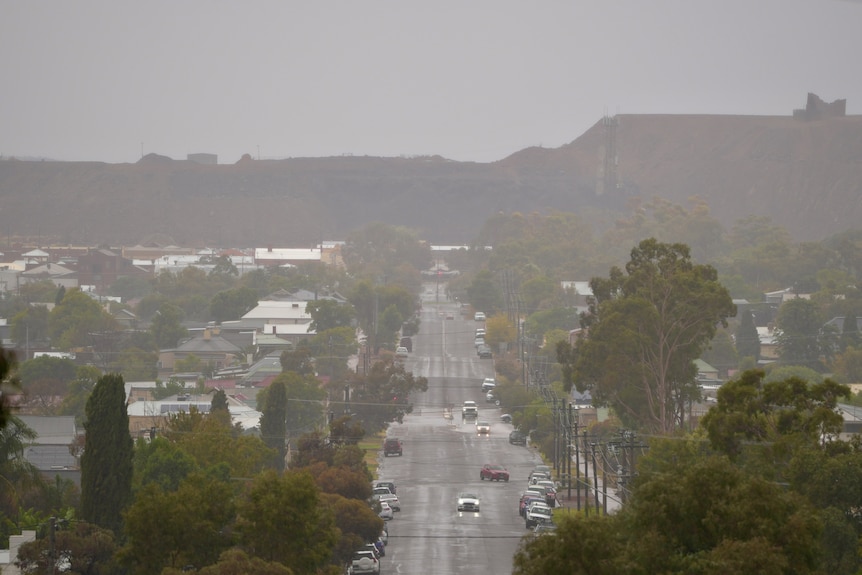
3, 0, 861, 164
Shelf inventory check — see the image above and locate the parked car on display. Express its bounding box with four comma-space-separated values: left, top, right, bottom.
477, 344, 493, 359
375, 480, 396, 495
500, 413, 513, 424
378, 492, 400, 512
383, 437, 403, 457
485, 390, 496, 403
349, 549, 381, 574
519, 493, 545, 517
457, 491, 481, 512
371, 486, 392, 500
395, 346, 409, 358
509, 430, 527, 445
525, 502, 554, 528
474, 312, 486, 321
399, 336, 413, 352
481, 378, 496, 392
480, 464, 510, 482
532, 519, 557, 535
476, 420, 491, 435
378, 501, 394, 521
474, 336, 485, 348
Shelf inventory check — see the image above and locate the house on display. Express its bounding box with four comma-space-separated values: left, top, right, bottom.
560, 281, 594, 308
76, 248, 149, 294
0, 530, 36, 575
757, 325, 780, 362
157, 326, 243, 378
254, 247, 322, 268
17, 415, 81, 486
126, 393, 262, 439
19, 262, 78, 290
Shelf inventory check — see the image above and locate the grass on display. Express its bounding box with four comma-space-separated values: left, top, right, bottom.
359, 434, 385, 478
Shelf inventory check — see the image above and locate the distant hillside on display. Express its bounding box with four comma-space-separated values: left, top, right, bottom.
1, 113, 860, 247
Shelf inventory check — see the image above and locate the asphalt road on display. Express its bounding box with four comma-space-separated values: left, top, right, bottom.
374, 287, 545, 575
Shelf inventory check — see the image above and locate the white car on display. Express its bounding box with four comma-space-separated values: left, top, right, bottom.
395, 346, 409, 358
378, 492, 400, 512
476, 420, 491, 434
378, 501, 394, 520
481, 378, 496, 392
474, 312, 486, 321
349, 549, 381, 575
457, 491, 480, 512
525, 502, 553, 528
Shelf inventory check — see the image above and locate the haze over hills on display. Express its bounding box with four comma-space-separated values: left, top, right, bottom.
1, 108, 860, 248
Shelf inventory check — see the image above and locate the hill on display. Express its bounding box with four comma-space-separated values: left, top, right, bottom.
1, 112, 860, 247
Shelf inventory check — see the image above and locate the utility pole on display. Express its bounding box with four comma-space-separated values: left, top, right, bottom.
591, 441, 600, 513
583, 429, 590, 516
552, 397, 558, 472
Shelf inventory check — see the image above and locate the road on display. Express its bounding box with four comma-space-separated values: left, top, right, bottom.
374, 286, 545, 575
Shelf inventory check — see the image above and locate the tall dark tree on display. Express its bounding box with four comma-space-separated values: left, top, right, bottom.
81, 373, 133, 534
210, 388, 229, 413
0, 346, 18, 429
259, 380, 287, 471
735, 308, 761, 363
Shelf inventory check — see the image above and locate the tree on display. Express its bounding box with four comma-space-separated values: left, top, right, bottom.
149, 303, 187, 349
15, 521, 120, 575
80, 373, 133, 534
775, 298, 829, 371
132, 436, 198, 492
259, 380, 287, 471
211, 389, 229, 413
181, 549, 293, 575
833, 346, 862, 383
840, 312, 860, 352
110, 347, 157, 381
210, 286, 258, 324
11, 305, 50, 347
48, 289, 119, 350
484, 313, 515, 349
58, 365, 102, 425
735, 308, 761, 363
279, 347, 315, 376
121, 473, 236, 575
235, 470, 338, 572
568, 239, 735, 434
16, 355, 77, 414
701, 369, 849, 464
306, 299, 355, 332
350, 358, 428, 433
466, 269, 503, 314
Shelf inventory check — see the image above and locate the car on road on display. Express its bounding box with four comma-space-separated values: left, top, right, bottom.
476, 420, 491, 435
395, 346, 409, 358
480, 464, 510, 482
525, 502, 554, 528
374, 481, 396, 495
474, 312, 486, 321
500, 413, 513, 424
508, 430, 527, 445
474, 336, 485, 348
378, 492, 400, 512
348, 549, 380, 575
371, 486, 392, 501
399, 336, 413, 352
481, 378, 496, 392
477, 344, 493, 358
457, 491, 481, 512
378, 501, 394, 520
485, 390, 496, 403
445, 311, 455, 320
519, 493, 546, 517
383, 437, 403, 457
462, 400, 478, 420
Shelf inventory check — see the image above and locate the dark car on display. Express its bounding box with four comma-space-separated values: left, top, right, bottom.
477, 344, 493, 359
375, 480, 396, 495
383, 437, 403, 457
509, 430, 527, 446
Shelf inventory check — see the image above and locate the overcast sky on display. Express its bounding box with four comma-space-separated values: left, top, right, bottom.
2, 0, 861, 164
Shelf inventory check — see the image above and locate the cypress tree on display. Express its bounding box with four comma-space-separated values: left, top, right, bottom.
735, 308, 761, 363
259, 379, 287, 471
81, 373, 133, 534
211, 388, 229, 413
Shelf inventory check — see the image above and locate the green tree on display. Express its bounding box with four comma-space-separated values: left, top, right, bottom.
110, 346, 157, 381
182, 549, 293, 575
236, 470, 338, 572
350, 358, 428, 433
211, 388, 229, 413
306, 299, 356, 332
466, 269, 503, 314
484, 313, 515, 349
701, 369, 849, 464
15, 521, 120, 575
210, 286, 258, 324
259, 380, 287, 471
10, 305, 50, 347
81, 373, 133, 534
17, 355, 78, 413
58, 365, 102, 424
49, 289, 119, 350
149, 303, 188, 349
569, 239, 735, 434
776, 298, 830, 371
834, 346, 862, 383
132, 436, 198, 492
279, 347, 315, 376
735, 308, 760, 363
121, 473, 236, 575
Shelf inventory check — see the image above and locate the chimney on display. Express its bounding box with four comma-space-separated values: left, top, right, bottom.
203, 328, 211, 341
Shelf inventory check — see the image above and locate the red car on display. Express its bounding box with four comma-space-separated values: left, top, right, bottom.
479, 464, 510, 482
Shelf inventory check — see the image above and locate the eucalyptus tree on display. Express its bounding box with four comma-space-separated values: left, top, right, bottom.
564, 239, 735, 434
